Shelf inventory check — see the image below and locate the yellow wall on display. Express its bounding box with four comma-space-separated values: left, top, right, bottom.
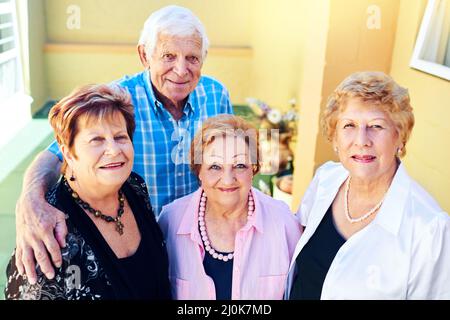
44, 47, 253, 103
42, 0, 324, 107
390, 0, 450, 213
45, 0, 252, 46
314, 0, 400, 172
43, 0, 253, 103
291, 0, 331, 211
31, 0, 450, 214
249, 0, 309, 111
291, 0, 400, 210
20, 0, 48, 114
45, 50, 140, 98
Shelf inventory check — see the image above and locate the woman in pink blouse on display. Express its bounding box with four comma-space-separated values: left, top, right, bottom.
158, 114, 301, 300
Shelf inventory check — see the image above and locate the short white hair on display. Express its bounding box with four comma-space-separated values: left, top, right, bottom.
138, 5, 209, 60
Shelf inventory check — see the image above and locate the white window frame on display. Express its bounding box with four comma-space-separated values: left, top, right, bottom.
0, 0, 33, 151
0, 0, 23, 97
410, 0, 450, 81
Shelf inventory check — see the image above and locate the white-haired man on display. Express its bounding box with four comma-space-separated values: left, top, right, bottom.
14, 5, 233, 285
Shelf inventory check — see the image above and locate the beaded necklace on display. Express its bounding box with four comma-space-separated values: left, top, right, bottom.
64, 178, 125, 235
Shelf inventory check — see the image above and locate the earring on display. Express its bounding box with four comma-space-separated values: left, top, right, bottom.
334, 147, 339, 154
70, 169, 75, 181
396, 147, 402, 156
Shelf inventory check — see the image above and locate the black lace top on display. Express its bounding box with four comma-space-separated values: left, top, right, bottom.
5, 172, 172, 300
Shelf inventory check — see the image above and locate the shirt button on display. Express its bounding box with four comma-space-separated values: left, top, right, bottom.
178, 173, 183, 177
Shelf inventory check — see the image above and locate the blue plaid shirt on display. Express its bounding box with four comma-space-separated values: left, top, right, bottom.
48, 70, 233, 215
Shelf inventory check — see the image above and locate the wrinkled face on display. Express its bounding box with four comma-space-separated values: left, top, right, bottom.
148, 33, 203, 106
334, 98, 402, 183
198, 135, 254, 210
63, 112, 134, 191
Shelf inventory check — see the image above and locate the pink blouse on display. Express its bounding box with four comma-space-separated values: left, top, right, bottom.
158, 187, 301, 300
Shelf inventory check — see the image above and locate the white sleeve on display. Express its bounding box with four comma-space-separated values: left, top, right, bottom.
407, 214, 450, 299
295, 167, 322, 227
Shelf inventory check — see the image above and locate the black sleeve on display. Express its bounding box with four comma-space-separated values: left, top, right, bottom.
125, 172, 166, 246
126, 172, 153, 215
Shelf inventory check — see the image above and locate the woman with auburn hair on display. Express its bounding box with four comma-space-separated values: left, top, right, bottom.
158, 114, 301, 300
287, 71, 450, 300
5, 84, 171, 300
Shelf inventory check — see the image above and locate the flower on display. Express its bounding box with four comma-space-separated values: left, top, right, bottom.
246, 97, 268, 116
245, 97, 299, 135
244, 97, 299, 177
267, 109, 282, 124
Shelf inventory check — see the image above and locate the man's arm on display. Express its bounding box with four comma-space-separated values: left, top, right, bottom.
15, 150, 68, 284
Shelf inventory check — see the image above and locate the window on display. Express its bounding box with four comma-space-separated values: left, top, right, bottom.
0, 0, 33, 150
410, 0, 450, 81
0, 0, 22, 101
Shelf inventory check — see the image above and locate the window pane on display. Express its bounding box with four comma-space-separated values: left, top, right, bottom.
0, 57, 19, 100
0, 0, 20, 100
444, 33, 450, 66
0, 40, 14, 53
0, 13, 12, 24
0, 25, 13, 38
421, 0, 450, 65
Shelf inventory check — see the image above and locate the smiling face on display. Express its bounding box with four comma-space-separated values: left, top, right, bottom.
147, 33, 203, 106
62, 111, 134, 192
198, 135, 254, 210
334, 98, 402, 184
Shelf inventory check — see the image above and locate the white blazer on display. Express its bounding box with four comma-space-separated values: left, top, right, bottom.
286, 161, 450, 299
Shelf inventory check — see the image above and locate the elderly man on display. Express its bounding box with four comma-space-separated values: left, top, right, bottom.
14, 5, 232, 285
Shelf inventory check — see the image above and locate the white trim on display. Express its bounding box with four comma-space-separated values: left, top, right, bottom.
0, 0, 23, 96
410, 59, 450, 79
0, 35, 14, 45
0, 91, 33, 152
0, 119, 50, 185
410, 0, 450, 81
0, 0, 30, 143
0, 2, 13, 14
0, 22, 13, 30
0, 48, 16, 64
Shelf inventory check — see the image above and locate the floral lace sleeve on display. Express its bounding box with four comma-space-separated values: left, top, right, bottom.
4, 251, 68, 300
4, 182, 110, 300
5, 232, 110, 300
4, 185, 67, 300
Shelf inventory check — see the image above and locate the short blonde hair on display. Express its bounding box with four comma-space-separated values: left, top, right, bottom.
322, 71, 414, 157
190, 114, 260, 177
48, 84, 135, 174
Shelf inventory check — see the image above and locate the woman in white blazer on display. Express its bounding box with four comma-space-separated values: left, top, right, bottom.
287, 71, 450, 300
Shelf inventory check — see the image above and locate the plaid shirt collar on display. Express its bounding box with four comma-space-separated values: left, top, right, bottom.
143, 70, 194, 116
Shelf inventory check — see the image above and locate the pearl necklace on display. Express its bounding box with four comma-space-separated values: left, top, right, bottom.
344, 177, 386, 224
198, 191, 254, 261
